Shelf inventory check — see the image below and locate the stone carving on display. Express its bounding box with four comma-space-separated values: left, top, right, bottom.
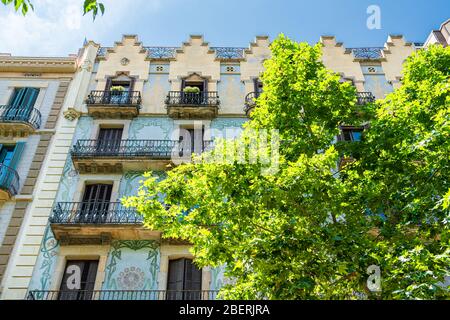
63, 108, 81, 121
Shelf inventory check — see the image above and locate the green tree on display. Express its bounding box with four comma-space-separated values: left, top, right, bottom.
1, 0, 105, 19
124, 36, 450, 299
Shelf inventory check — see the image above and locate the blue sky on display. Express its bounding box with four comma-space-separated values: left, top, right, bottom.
0, 0, 448, 56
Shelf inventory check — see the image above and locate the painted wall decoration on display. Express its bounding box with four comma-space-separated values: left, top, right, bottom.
72, 116, 94, 143
27, 225, 60, 296
119, 171, 167, 199
128, 117, 174, 140
102, 240, 160, 295
210, 118, 247, 140
210, 265, 226, 291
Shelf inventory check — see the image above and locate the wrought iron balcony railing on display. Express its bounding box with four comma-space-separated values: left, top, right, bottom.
165, 91, 220, 107
0, 105, 41, 129
27, 290, 219, 301
356, 92, 376, 105
86, 90, 142, 106
71, 139, 180, 159
71, 139, 215, 159
0, 164, 20, 197
50, 202, 142, 224
244, 91, 260, 114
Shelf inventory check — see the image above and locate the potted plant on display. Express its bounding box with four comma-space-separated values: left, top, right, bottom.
110, 85, 125, 95
183, 86, 200, 94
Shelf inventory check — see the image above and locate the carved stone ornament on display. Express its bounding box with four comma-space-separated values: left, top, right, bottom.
80, 59, 93, 72
63, 108, 82, 121
121, 57, 130, 66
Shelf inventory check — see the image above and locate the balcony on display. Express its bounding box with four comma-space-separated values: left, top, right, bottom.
49, 202, 160, 244
0, 164, 20, 202
165, 91, 219, 119
0, 105, 41, 136
71, 139, 180, 173
86, 90, 141, 119
356, 92, 375, 105
244, 92, 259, 116
27, 290, 219, 301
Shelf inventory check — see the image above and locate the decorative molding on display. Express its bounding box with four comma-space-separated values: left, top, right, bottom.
63, 108, 82, 121
0, 57, 77, 73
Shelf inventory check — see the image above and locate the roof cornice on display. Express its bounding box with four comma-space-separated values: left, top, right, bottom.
0, 56, 77, 73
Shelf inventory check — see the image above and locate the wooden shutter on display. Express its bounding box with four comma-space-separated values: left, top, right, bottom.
98, 128, 123, 142
8, 88, 26, 107
22, 88, 39, 108
167, 259, 185, 300
81, 184, 112, 223
184, 259, 202, 289
167, 258, 202, 300
129, 77, 136, 92
9, 142, 25, 170
59, 260, 99, 300
105, 77, 113, 91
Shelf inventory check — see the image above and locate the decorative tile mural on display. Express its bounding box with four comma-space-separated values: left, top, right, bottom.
102, 240, 160, 292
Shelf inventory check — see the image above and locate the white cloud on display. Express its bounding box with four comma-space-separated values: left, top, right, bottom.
0, 0, 160, 56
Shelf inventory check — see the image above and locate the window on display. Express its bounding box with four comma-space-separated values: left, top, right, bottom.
96, 128, 123, 154
178, 126, 205, 156
0, 143, 25, 183
340, 127, 363, 142
58, 260, 99, 300
167, 258, 202, 300
78, 184, 113, 223
254, 78, 263, 96
4, 88, 40, 121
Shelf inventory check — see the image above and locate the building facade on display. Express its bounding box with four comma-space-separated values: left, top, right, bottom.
0, 53, 77, 297
0, 31, 423, 300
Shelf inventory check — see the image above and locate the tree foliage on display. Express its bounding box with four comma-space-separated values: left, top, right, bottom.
125, 36, 450, 299
1, 0, 105, 19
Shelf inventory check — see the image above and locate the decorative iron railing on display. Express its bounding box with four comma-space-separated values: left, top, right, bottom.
71, 139, 214, 159
50, 201, 142, 224
0, 105, 41, 129
0, 164, 20, 197
211, 47, 246, 60
350, 47, 384, 60
356, 92, 376, 105
244, 91, 260, 114
72, 139, 179, 159
27, 290, 219, 301
144, 46, 179, 59
86, 91, 142, 106
165, 91, 220, 107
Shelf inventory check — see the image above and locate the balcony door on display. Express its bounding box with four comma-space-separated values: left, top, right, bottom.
179, 127, 205, 157
3, 87, 39, 121
0, 143, 24, 193
254, 78, 263, 97
105, 75, 135, 104
181, 74, 207, 105
58, 260, 99, 300
79, 184, 113, 223
97, 128, 123, 154
167, 258, 202, 300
